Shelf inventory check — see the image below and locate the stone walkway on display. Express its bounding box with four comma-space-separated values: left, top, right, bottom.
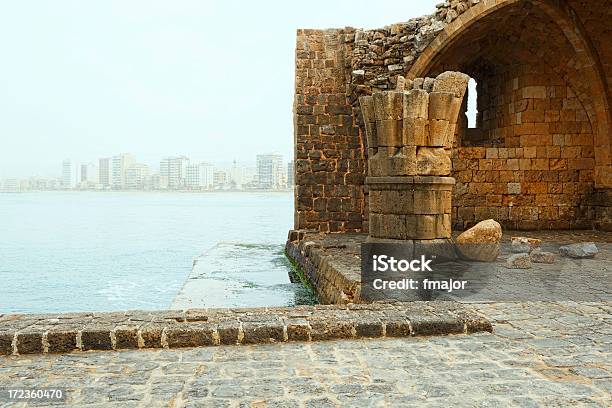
1, 301, 610, 407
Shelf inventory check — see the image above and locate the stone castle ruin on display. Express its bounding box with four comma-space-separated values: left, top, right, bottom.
292, 0, 611, 236
362, 71, 469, 243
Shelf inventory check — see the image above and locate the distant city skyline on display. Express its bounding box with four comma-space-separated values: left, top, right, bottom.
0, 0, 439, 179
1, 151, 293, 192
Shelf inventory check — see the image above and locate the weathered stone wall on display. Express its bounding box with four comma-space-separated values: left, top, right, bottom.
294, 29, 366, 232
293, 0, 611, 232
452, 62, 596, 230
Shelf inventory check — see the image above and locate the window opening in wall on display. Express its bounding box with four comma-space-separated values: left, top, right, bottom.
466, 77, 478, 128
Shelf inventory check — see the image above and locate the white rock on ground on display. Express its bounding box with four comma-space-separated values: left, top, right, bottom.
530, 248, 555, 264
559, 242, 598, 259
506, 253, 532, 269
510, 236, 541, 253
455, 219, 502, 262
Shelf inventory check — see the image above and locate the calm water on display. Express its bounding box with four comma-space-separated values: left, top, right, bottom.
0, 191, 311, 313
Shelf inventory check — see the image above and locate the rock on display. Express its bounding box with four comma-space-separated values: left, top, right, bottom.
510, 236, 541, 253
455, 219, 502, 262
530, 249, 555, 264
506, 253, 532, 269
559, 242, 598, 258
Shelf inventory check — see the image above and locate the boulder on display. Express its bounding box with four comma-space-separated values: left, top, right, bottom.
559, 242, 598, 258
506, 253, 532, 269
510, 236, 541, 253
530, 249, 555, 264
455, 219, 502, 262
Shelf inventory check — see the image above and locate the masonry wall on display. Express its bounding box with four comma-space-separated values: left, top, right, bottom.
452, 62, 596, 230
293, 0, 611, 233
294, 29, 366, 232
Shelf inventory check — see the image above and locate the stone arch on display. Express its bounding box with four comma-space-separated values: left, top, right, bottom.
407, 0, 611, 189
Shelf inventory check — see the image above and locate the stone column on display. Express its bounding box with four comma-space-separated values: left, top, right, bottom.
360, 71, 469, 246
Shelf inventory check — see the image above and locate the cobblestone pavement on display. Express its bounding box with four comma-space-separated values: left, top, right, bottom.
1, 301, 610, 407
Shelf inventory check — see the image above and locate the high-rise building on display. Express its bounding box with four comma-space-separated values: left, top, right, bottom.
185, 164, 199, 188
160, 156, 189, 189
287, 161, 295, 187
1, 179, 19, 192
256, 154, 285, 190
213, 170, 227, 189
99, 158, 111, 187
61, 159, 73, 189
125, 164, 150, 190
228, 160, 244, 189
80, 164, 88, 183
199, 163, 214, 189
111, 153, 135, 189
149, 173, 168, 190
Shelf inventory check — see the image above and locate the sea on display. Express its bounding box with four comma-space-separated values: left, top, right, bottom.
0, 191, 315, 313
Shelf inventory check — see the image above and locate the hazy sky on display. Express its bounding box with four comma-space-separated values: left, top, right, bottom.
0, 0, 439, 178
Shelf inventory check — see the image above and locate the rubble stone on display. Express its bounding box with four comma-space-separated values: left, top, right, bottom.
506, 253, 532, 269
530, 249, 556, 264
455, 219, 502, 261
559, 242, 599, 258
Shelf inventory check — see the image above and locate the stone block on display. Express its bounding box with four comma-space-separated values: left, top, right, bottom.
286, 320, 310, 341
364, 121, 378, 149
508, 182, 521, 194
442, 191, 452, 213
359, 95, 375, 123
217, 322, 240, 345
423, 77, 435, 92
376, 119, 403, 147
428, 119, 450, 147
309, 320, 353, 341
355, 319, 384, 338
388, 146, 417, 176
383, 189, 415, 215
403, 117, 428, 146
410, 315, 464, 336
369, 213, 384, 237
47, 330, 77, 353
242, 322, 284, 344
428, 92, 455, 120
140, 323, 163, 348
16, 331, 43, 354
403, 89, 428, 119
0, 332, 13, 355
432, 71, 470, 99
382, 214, 407, 239
114, 326, 139, 349
416, 148, 451, 176
368, 149, 389, 177
413, 190, 439, 214
373, 91, 403, 120
81, 327, 113, 351
369, 190, 383, 213
166, 325, 216, 348
436, 214, 452, 238
384, 319, 411, 337
414, 215, 437, 239
448, 97, 464, 124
